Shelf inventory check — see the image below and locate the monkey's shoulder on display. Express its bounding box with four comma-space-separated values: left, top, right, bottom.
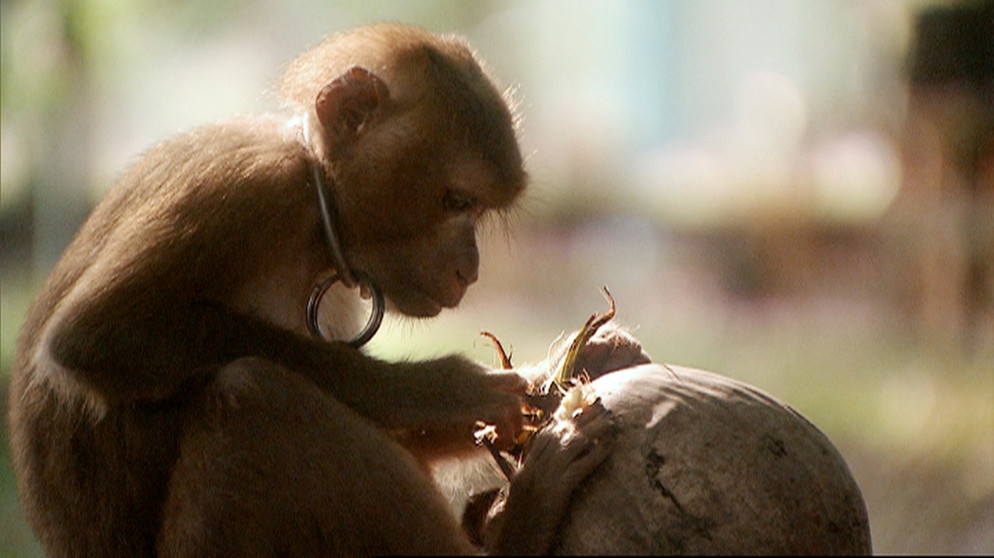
143, 115, 303, 168
110, 115, 311, 203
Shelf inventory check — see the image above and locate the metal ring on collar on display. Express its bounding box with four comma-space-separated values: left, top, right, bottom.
306, 270, 385, 348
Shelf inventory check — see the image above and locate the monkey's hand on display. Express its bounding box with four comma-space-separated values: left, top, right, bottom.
484, 401, 618, 554
372, 357, 527, 451
447, 367, 528, 450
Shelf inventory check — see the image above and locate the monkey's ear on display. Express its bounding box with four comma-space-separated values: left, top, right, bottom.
315, 67, 388, 156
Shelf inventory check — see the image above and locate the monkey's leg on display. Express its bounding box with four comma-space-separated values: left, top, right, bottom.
157, 357, 477, 557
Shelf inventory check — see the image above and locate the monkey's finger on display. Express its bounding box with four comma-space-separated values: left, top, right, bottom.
572, 410, 619, 447
570, 398, 610, 429
553, 400, 618, 449
487, 402, 526, 451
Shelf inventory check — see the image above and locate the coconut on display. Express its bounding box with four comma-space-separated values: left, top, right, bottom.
541, 363, 872, 555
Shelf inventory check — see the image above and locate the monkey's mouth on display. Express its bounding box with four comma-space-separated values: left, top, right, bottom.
386, 282, 467, 318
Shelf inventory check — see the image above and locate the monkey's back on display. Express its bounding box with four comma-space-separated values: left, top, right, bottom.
7, 116, 312, 557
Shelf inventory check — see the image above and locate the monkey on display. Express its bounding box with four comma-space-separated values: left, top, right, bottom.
8, 24, 616, 557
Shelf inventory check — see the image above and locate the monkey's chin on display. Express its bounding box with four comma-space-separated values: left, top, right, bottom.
387, 297, 444, 319
386, 288, 464, 319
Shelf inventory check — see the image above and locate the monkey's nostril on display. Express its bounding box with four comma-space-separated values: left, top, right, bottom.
456, 244, 480, 287
456, 267, 479, 287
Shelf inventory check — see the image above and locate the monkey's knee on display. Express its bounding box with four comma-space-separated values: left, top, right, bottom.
160, 358, 343, 554
202, 356, 284, 408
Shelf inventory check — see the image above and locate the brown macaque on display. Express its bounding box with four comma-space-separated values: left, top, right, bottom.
8, 24, 614, 557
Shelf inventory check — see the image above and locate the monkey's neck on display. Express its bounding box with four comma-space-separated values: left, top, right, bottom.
299, 113, 355, 288
298, 113, 385, 348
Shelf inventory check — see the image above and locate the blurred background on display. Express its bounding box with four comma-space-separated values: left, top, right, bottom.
1, 0, 991, 554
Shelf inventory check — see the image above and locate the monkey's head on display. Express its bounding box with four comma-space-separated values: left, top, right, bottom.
280, 24, 526, 318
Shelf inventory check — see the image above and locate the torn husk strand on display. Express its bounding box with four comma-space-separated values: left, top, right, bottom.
551, 286, 616, 392
474, 287, 617, 475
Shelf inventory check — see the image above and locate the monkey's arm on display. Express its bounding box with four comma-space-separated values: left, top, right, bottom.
44, 218, 521, 439
49, 274, 522, 438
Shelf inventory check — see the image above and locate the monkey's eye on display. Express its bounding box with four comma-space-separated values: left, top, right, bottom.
443, 189, 482, 214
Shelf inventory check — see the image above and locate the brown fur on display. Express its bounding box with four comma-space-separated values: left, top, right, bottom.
9, 24, 608, 557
